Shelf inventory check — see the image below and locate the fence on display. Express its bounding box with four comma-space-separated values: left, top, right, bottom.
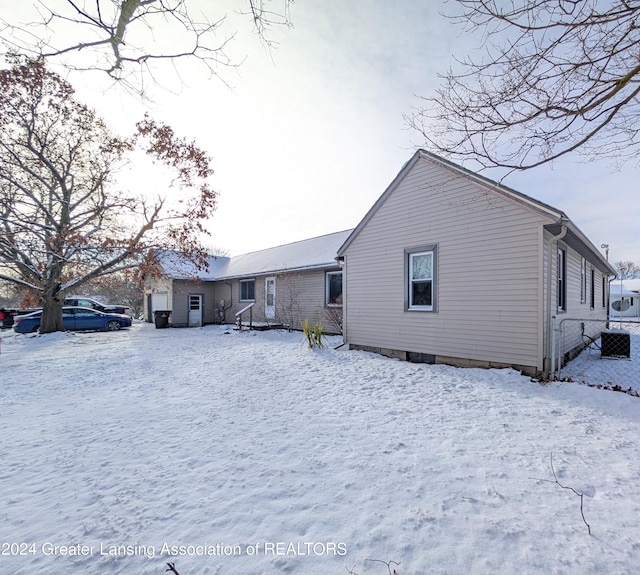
554, 317, 639, 394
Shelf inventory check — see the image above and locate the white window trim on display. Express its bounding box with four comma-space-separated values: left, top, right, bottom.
239, 278, 255, 302
406, 245, 437, 312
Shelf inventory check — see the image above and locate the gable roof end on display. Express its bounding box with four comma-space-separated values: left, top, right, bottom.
338, 150, 614, 275
338, 150, 565, 256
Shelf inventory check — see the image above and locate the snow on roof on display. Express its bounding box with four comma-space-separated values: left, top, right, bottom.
157, 251, 231, 280
610, 279, 640, 296
218, 229, 352, 279
157, 229, 352, 281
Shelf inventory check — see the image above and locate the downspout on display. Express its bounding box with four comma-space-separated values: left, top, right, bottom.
222, 280, 233, 323
547, 223, 567, 378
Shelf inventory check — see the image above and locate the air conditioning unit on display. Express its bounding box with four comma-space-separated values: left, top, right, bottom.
601, 329, 631, 358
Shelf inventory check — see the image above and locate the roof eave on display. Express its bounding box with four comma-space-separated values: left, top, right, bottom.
216, 261, 342, 281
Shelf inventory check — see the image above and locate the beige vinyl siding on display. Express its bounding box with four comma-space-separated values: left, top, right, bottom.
214, 269, 342, 333
554, 241, 609, 356
216, 278, 261, 323
344, 158, 550, 371
276, 268, 342, 333
170, 280, 216, 327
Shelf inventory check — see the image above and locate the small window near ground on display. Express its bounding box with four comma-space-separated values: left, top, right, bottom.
408, 248, 436, 311
240, 279, 255, 301
326, 271, 343, 306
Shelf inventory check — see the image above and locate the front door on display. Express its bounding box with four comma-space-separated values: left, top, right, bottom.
265, 277, 276, 321
188, 294, 203, 327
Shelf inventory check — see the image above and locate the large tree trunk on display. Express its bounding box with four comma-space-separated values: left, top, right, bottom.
39, 282, 65, 334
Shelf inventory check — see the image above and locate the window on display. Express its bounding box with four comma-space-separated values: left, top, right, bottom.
326, 271, 343, 306
557, 247, 566, 311
407, 247, 436, 311
580, 258, 587, 304
590, 268, 595, 309
602, 275, 606, 308
239, 279, 255, 301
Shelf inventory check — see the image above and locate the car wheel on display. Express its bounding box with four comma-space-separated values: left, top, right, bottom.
106, 320, 121, 331
31, 325, 40, 333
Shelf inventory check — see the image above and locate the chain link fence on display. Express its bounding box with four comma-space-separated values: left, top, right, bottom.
554, 317, 639, 395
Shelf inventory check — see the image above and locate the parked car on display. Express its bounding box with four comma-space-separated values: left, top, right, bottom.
12, 307, 132, 334
2, 297, 131, 329
0, 308, 22, 330
64, 296, 131, 317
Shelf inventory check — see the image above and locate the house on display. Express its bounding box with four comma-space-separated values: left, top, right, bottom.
336, 150, 616, 377
609, 279, 640, 319
144, 252, 231, 328
144, 230, 352, 332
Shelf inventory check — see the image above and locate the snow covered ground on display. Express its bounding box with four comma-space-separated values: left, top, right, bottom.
561, 324, 639, 394
1, 323, 639, 575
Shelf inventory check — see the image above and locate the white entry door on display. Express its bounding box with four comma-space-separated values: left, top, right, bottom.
265, 277, 276, 321
188, 294, 203, 327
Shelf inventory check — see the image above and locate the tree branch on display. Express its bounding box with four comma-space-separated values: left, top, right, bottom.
531, 452, 592, 535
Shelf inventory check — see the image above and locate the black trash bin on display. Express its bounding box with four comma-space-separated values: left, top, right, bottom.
153, 310, 171, 329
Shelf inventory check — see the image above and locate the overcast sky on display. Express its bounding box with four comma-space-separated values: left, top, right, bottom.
3, 0, 638, 263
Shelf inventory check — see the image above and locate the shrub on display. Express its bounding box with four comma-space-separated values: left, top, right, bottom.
303, 319, 325, 348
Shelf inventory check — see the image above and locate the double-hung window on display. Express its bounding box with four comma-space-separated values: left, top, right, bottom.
407, 247, 436, 311
326, 271, 343, 306
580, 257, 587, 304
557, 247, 567, 311
239, 279, 255, 301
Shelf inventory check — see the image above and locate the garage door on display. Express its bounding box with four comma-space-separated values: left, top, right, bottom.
151, 293, 168, 312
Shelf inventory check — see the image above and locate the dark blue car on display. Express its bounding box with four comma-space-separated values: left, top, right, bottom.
13, 307, 132, 334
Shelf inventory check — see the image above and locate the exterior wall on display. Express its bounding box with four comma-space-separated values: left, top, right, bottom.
342, 157, 551, 374
169, 280, 217, 327
548, 234, 610, 363
213, 268, 343, 333
144, 277, 173, 322
144, 277, 218, 326
275, 268, 343, 334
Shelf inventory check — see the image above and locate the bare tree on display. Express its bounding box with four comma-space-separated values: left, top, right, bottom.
0, 57, 216, 332
74, 272, 146, 318
0, 0, 293, 92
614, 260, 640, 280
276, 271, 302, 331
408, 0, 640, 171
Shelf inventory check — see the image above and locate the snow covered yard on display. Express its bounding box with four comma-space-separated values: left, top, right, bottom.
561, 323, 640, 394
1, 323, 639, 575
